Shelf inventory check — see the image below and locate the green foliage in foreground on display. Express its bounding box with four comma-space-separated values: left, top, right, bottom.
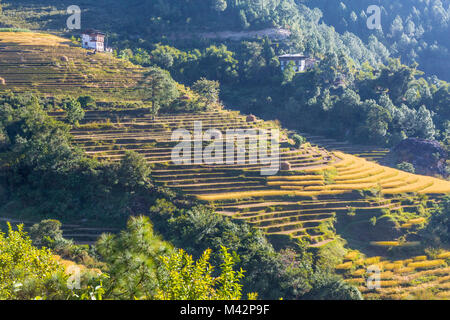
0, 222, 105, 300
96, 216, 249, 300
150, 200, 362, 300
96, 216, 173, 300
0, 217, 250, 300
0, 92, 362, 300
156, 246, 250, 300
0, 223, 63, 299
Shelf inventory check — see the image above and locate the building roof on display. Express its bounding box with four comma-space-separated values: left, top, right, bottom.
82, 29, 105, 36
278, 53, 308, 59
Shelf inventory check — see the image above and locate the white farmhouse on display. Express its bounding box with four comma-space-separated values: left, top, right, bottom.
81, 30, 105, 52
279, 54, 317, 72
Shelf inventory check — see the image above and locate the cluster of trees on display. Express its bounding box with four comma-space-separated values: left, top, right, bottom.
0, 222, 105, 300
8, 203, 362, 300
0, 0, 302, 37
277, 56, 447, 147
95, 216, 248, 300
3, 1, 448, 83
0, 93, 156, 221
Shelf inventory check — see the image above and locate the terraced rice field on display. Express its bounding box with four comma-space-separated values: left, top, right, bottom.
297, 132, 390, 163
58, 109, 450, 248
3, 31, 449, 300
339, 251, 450, 299
0, 32, 146, 101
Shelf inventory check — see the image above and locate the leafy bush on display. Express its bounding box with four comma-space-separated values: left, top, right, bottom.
192, 78, 220, 106
64, 98, 85, 125
304, 273, 363, 300
0, 223, 63, 299
156, 246, 247, 300
422, 196, 450, 245
77, 96, 96, 109
397, 162, 416, 174
292, 134, 306, 149
29, 219, 72, 251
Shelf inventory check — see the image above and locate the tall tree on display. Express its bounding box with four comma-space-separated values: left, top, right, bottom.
192, 78, 220, 106
140, 67, 179, 115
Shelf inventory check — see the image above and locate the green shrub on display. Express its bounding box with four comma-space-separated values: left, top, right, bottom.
292, 134, 307, 149
396, 162, 415, 174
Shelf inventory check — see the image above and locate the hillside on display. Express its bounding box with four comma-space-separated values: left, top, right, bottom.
56, 101, 450, 298
1, 31, 450, 300
1, 1, 448, 159
0, 0, 387, 65
306, 0, 450, 81
0, 32, 147, 102
56, 108, 450, 244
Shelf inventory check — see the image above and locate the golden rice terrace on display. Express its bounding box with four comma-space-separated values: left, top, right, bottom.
0, 32, 146, 101
2, 31, 450, 299
47, 109, 450, 247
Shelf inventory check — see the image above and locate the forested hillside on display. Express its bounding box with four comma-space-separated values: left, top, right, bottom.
1, 0, 448, 81
304, 0, 450, 81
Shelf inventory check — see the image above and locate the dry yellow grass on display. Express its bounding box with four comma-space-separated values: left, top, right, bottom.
335, 168, 384, 181
344, 251, 360, 261
352, 269, 366, 276
341, 249, 450, 300
346, 278, 366, 286
267, 180, 324, 186
418, 180, 450, 194
330, 152, 450, 196
408, 218, 427, 225
383, 262, 403, 271
279, 186, 304, 190
333, 154, 355, 168
382, 181, 434, 194
413, 256, 428, 261
266, 175, 324, 181
407, 259, 446, 270
380, 271, 395, 280
370, 241, 401, 247
397, 267, 415, 274
364, 256, 382, 265
437, 252, 450, 259
53, 255, 101, 275
337, 171, 398, 184
336, 261, 353, 270
379, 280, 400, 287
303, 165, 336, 173
0, 32, 68, 46
196, 190, 295, 201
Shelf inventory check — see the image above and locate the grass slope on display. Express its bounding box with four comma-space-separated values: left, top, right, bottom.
2, 31, 450, 300
0, 32, 146, 101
